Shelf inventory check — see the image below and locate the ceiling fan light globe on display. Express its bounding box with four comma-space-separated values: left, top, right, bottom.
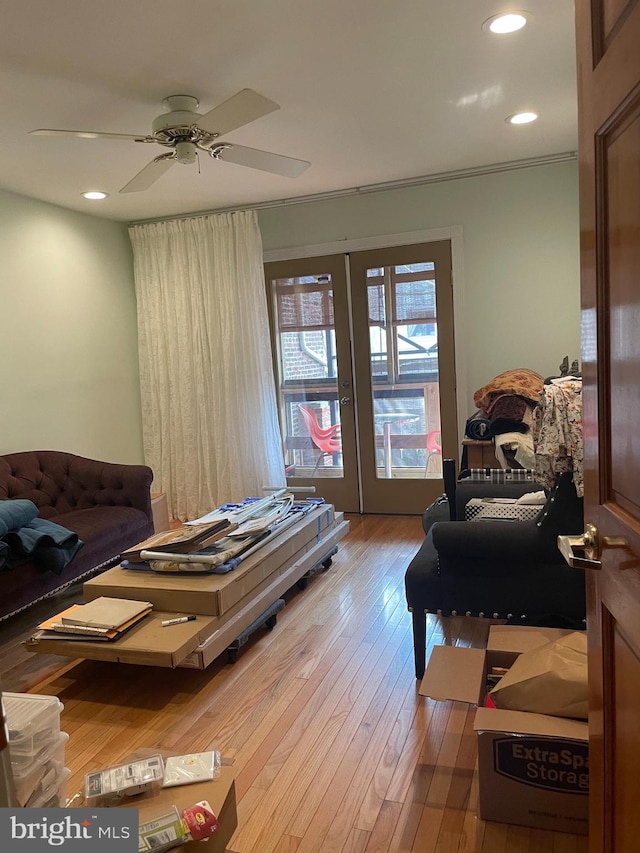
175, 141, 197, 164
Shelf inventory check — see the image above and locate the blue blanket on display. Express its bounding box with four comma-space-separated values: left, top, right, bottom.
0, 499, 83, 575
0, 499, 38, 536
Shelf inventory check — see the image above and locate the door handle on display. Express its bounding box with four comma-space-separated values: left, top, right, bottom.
340, 397, 352, 405
557, 523, 629, 570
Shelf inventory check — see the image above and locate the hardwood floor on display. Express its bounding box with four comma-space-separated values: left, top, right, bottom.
0, 514, 588, 852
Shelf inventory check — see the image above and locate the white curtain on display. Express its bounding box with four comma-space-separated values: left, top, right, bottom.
129, 210, 286, 521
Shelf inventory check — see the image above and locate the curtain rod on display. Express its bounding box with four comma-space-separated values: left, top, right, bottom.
128, 151, 577, 227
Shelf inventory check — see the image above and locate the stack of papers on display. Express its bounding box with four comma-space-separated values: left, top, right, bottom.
121, 519, 234, 562
36, 597, 153, 641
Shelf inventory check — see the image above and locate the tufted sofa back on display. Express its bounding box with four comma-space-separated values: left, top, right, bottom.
0, 450, 153, 521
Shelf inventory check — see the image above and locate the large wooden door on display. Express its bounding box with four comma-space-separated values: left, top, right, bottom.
575, 2, 640, 850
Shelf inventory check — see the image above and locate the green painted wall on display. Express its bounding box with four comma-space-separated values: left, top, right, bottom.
259, 160, 581, 407
0, 188, 144, 463
0, 160, 579, 462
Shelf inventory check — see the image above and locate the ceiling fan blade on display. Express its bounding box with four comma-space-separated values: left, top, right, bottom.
213, 143, 310, 178
30, 128, 152, 142
198, 89, 280, 136
120, 155, 176, 193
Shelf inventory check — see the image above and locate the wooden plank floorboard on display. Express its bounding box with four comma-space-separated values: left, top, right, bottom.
286, 630, 415, 847
234, 611, 413, 852
0, 513, 589, 852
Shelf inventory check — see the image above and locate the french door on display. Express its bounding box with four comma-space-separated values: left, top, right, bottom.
265, 241, 457, 514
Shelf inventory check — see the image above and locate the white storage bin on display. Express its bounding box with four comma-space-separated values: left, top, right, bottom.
28, 766, 71, 809
12, 731, 69, 806
3, 692, 63, 770
465, 497, 542, 521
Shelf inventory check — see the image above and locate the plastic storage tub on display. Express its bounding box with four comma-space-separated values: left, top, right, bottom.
12, 731, 69, 806
29, 766, 71, 808
3, 692, 63, 770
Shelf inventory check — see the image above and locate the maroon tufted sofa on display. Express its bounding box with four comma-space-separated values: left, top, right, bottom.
0, 450, 154, 621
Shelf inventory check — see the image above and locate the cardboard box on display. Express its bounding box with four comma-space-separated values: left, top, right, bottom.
151, 493, 171, 533
119, 765, 236, 853
26, 512, 349, 669
84, 505, 337, 616
25, 612, 220, 667
181, 517, 349, 669
419, 626, 589, 835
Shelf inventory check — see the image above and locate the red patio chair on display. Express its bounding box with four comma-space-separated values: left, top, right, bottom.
298, 404, 342, 474
425, 429, 442, 475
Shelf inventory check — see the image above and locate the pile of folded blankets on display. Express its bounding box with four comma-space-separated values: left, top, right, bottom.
0, 499, 82, 575
467, 367, 545, 469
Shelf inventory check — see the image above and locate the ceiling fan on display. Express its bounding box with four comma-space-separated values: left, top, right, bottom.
29, 89, 311, 193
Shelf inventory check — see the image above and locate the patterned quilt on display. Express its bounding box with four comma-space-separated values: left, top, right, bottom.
473, 368, 544, 413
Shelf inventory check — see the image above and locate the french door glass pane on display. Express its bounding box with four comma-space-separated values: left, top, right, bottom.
366, 262, 442, 479
271, 274, 343, 479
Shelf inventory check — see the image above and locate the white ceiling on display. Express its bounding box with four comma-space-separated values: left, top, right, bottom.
0, 0, 577, 224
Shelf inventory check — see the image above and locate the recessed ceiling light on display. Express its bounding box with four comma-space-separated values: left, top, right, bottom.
82, 191, 109, 200
506, 111, 538, 124
483, 12, 529, 34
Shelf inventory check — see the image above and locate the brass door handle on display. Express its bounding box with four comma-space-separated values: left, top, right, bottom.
557, 523, 629, 570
